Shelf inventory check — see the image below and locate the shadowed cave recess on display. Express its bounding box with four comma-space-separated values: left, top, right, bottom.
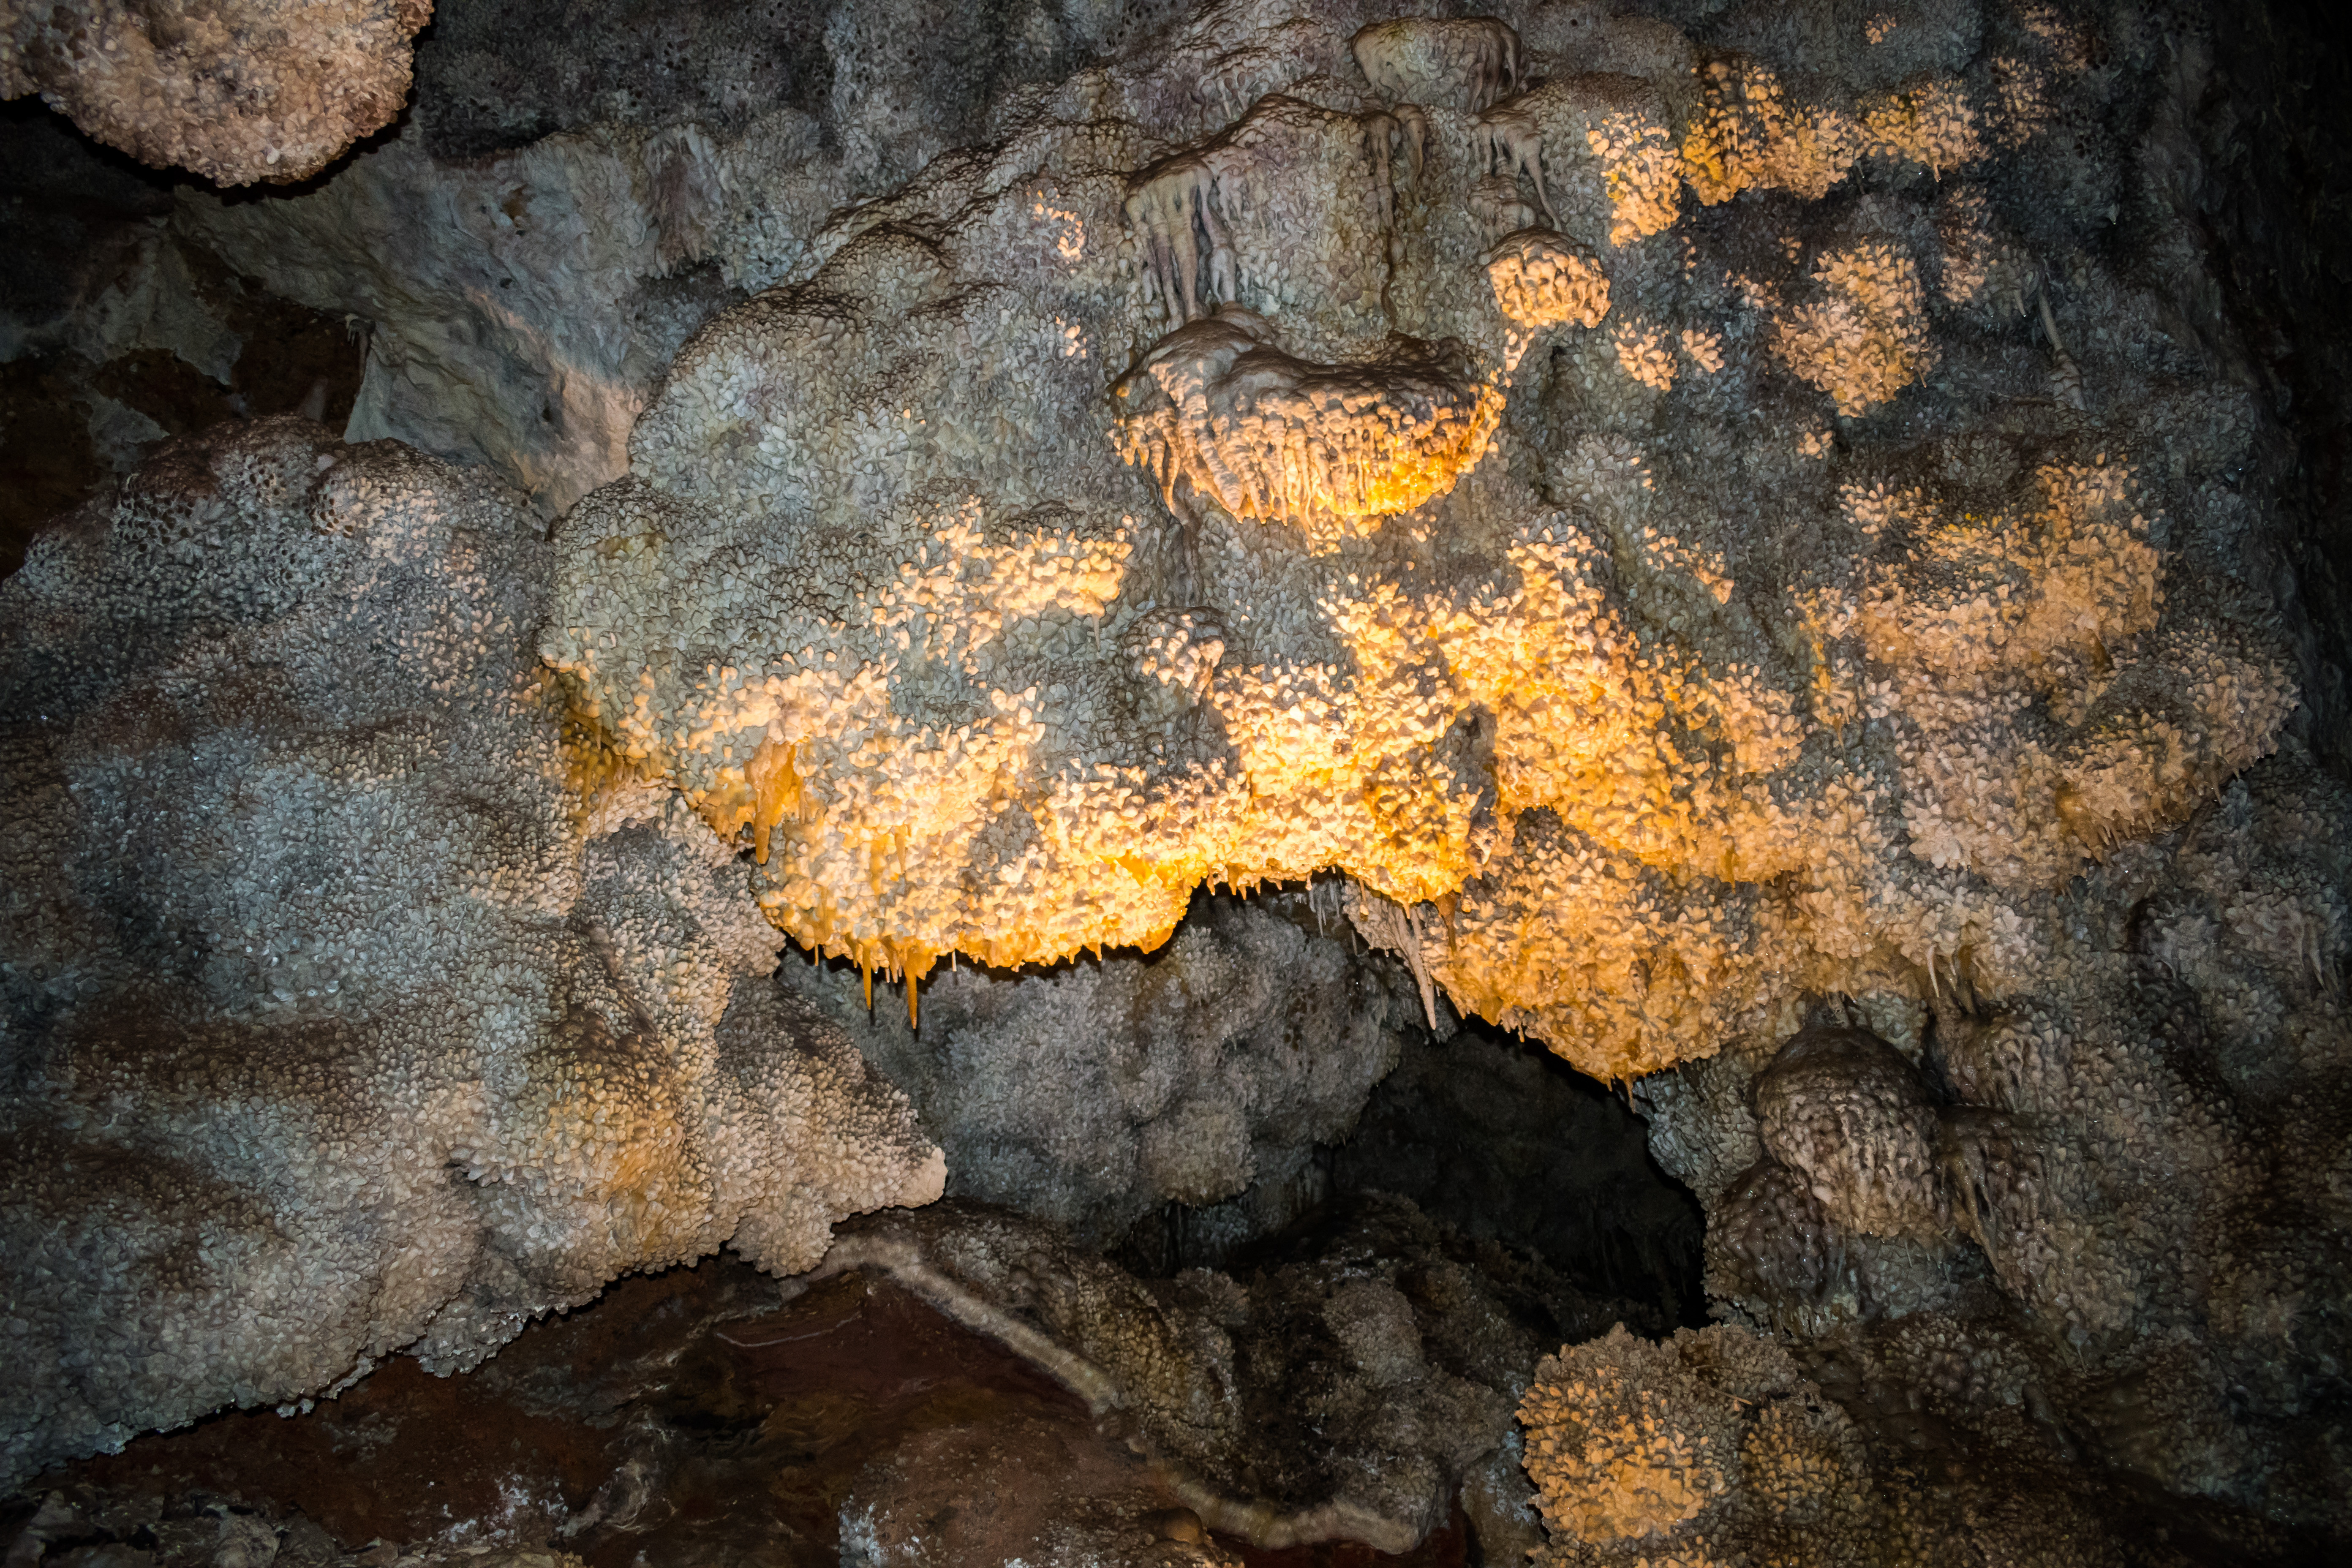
6, 0, 2352, 1563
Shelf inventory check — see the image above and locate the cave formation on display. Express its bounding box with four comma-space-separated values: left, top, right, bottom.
5, 0, 2352, 1563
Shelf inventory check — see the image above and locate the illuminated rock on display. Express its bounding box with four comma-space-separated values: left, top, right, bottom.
539, 0, 2294, 1093
0, 419, 941, 1488
0, 0, 431, 185
18, 0, 2341, 1541
1483, 228, 1612, 370
1112, 307, 1505, 544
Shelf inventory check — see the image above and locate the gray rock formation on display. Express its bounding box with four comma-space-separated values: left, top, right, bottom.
789, 888, 1418, 1256
0, 0, 432, 185
2, 0, 2349, 1560
0, 419, 941, 1487
808, 1192, 1637, 1556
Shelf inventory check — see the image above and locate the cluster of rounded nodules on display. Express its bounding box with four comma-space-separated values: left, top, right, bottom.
811, 1195, 1598, 1558
5, 0, 2347, 1553
0, 0, 431, 184
1513, 1316, 2159, 1566
539, 0, 2298, 1088
1518, 1325, 1873, 1565
0, 420, 945, 1489
798, 887, 1420, 1252
1715, 1027, 2008, 1332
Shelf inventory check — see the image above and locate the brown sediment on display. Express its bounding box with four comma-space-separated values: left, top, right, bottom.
37, 1255, 1470, 1566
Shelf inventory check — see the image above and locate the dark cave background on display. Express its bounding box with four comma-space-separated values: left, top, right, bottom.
2200, 0, 2352, 777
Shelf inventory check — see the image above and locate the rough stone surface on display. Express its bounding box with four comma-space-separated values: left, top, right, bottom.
1516, 1316, 2300, 1565
0, 0, 431, 185
1631, 756, 2352, 1530
9, 1258, 1263, 1568
6, 0, 2352, 1554
528, 0, 2297, 1093
0, 105, 375, 582
789, 887, 1418, 1255
0, 418, 941, 1489
806, 1193, 1654, 1557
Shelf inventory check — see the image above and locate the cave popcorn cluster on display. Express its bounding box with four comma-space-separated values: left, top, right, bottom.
5, 0, 2350, 1553
528, 0, 2338, 1543
549, 0, 2295, 1088
0, 0, 432, 184
0, 420, 942, 1487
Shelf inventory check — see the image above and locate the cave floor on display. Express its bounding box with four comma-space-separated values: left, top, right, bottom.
15, 1257, 1470, 1568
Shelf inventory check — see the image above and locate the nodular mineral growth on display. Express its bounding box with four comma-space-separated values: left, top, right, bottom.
0, 0, 433, 185
4, 0, 2350, 1556
790, 887, 1422, 1253
807, 1192, 1636, 1556
0, 418, 944, 1487
543, 0, 2295, 1085
528, 0, 2341, 1549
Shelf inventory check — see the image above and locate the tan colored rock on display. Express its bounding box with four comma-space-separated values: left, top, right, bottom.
1, 0, 432, 185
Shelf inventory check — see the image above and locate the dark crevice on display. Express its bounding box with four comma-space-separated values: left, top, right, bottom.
1331, 1013, 1708, 1328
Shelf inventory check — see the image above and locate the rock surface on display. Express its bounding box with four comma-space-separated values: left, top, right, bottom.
791, 887, 1418, 1256
0, 0, 432, 185
797, 1193, 1650, 1557
0, 419, 941, 1487
519, 0, 2298, 1089
3, 0, 2351, 1556
9, 1205, 1588, 1568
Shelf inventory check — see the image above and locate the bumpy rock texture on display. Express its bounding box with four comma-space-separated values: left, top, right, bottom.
0, 418, 942, 1487
808, 1193, 1654, 1556
7, 0, 2352, 1555
791, 887, 1418, 1257
1514, 1315, 2299, 1565
0, 113, 374, 580
523, 0, 2344, 1546
533, 0, 2297, 1094
0, 0, 432, 185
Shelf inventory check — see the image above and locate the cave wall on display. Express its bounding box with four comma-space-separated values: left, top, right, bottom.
5, 0, 2352, 1560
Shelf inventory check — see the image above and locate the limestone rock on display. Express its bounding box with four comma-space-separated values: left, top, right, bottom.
787, 888, 1416, 1255
529, 0, 2295, 1091
0, 419, 941, 1488
808, 1193, 1641, 1558
0, 0, 432, 185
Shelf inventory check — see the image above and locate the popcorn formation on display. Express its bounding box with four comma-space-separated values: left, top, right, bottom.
1486, 228, 1612, 371
1517, 1324, 1851, 1561
792, 888, 1419, 1252
8, 0, 2344, 1542
1353, 16, 1522, 113
1, 0, 431, 183
545, 0, 2296, 1090
521, 6, 2340, 1533
0, 420, 942, 1487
